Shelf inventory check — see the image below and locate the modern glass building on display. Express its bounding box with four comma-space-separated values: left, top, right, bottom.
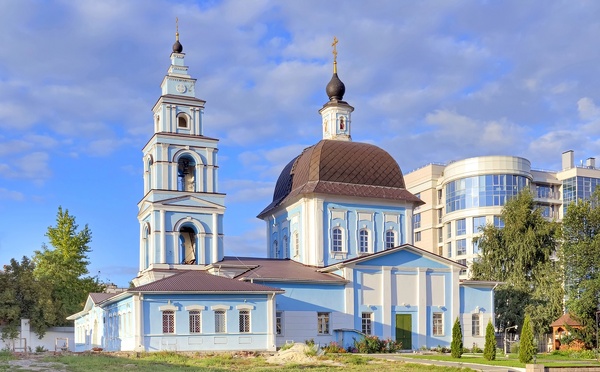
404, 150, 600, 277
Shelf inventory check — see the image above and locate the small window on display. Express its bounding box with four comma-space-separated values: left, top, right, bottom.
178, 114, 188, 128
472, 314, 480, 336
359, 229, 369, 253
415, 231, 421, 242
446, 222, 451, 238
413, 213, 421, 229
273, 240, 279, 258
493, 216, 505, 228
438, 227, 443, 243
239, 310, 250, 333
456, 219, 466, 236
433, 313, 443, 336
189, 310, 201, 333
456, 239, 467, 255
361, 313, 372, 335
215, 310, 226, 333
317, 312, 330, 334
332, 228, 343, 252
473, 216, 486, 233
385, 230, 396, 249
283, 235, 288, 258
162, 310, 175, 334
473, 239, 480, 254
458, 258, 467, 275
276, 311, 283, 335
447, 242, 452, 257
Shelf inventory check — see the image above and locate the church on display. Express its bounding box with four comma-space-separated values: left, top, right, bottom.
68, 31, 497, 353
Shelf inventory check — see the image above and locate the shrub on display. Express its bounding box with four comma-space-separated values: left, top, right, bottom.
353, 335, 402, 353
483, 320, 496, 361
279, 343, 294, 351
451, 317, 463, 358
519, 314, 535, 363
472, 344, 483, 353
35, 346, 47, 353
323, 341, 346, 353
304, 338, 315, 347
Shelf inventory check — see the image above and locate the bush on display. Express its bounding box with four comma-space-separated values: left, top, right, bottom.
472, 344, 483, 354
519, 314, 535, 363
483, 320, 496, 360
323, 341, 346, 353
279, 343, 294, 351
451, 317, 463, 358
35, 346, 47, 353
353, 335, 402, 353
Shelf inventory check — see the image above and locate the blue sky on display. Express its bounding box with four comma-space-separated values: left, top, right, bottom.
2, 0, 600, 286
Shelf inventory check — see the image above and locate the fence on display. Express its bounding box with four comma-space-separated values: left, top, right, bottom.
0, 319, 73, 352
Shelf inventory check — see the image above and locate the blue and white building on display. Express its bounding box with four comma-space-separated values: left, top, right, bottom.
68, 32, 497, 352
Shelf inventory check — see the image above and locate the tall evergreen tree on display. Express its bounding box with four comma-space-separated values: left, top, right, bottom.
560, 188, 600, 347
32, 207, 103, 325
451, 317, 463, 358
519, 314, 535, 363
471, 190, 562, 334
484, 320, 496, 361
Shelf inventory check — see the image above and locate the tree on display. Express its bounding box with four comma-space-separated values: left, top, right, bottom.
451, 317, 463, 358
471, 191, 563, 334
560, 188, 600, 347
484, 320, 496, 361
0, 257, 55, 340
519, 314, 535, 363
32, 207, 103, 325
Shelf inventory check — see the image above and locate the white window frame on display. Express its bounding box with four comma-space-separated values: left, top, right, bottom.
239, 310, 250, 333
359, 229, 370, 253
472, 314, 481, 336
385, 229, 396, 249
162, 310, 175, 334
276, 311, 283, 336
433, 312, 443, 336
293, 232, 300, 257
189, 310, 201, 334
214, 310, 226, 333
332, 227, 344, 252
317, 312, 330, 335
361, 312, 373, 335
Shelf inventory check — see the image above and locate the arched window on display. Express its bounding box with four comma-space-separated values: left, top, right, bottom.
359, 229, 369, 253
283, 235, 288, 258
273, 240, 279, 258
177, 156, 196, 192
179, 226, 196, 264
385, 230, 396, 249
143, 225, 150, 268
339, 117, 345, 130
332, 227, 343, 252
177, 113, 189, 129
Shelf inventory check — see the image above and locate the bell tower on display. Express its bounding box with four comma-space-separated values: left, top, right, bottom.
136, 23, 226, 278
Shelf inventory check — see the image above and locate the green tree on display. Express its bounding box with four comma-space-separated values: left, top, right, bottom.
519, 314, 536, 363
33, 207, 103, 325
560, 188, 600, 347
471, 190, 562, 334
451, 317, 463, 358
0, 257, 55, 340
484, 320, 496, 360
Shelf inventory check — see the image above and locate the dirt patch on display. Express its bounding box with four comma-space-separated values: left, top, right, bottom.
6, 353, 67, 371
266, 343, 318, 365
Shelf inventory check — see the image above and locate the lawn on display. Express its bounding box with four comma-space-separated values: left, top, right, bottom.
402, 352, 600, 368
26, 351, 474, 372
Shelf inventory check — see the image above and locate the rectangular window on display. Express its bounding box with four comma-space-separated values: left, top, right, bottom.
433, 313, 443, 336
359, 230, 369, 253
458, 258, 467, 275
447, 242, 452, 257
276, 311, 283, 335
438, 209, 443, 224
413, 213, 421, 229
472, 314, 480, 336
446, 222, 451, 238
385, 230, 396, 249
456, 219, 466, 235
239, 310, 250, 333
473, 216, 486, 233
456, 239, 467, 255
415, 231, 421, 242
215, 310, 226, 333
493, 216, 504, 228
162, 310, 174, 334
332, 228, 343, 252
317, 312, 330, 334
473, 239, 479, 254
361, 312, 373, 335
189, 310, 201, 333
438, 228, 443, 243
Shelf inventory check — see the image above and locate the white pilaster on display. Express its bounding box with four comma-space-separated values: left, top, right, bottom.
160, 209, 166, 263
382, 267, 392, 339
417, 267, 427, 347
212, 213, 218, 263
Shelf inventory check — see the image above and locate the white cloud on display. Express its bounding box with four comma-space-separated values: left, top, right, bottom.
0, 188, 25, 201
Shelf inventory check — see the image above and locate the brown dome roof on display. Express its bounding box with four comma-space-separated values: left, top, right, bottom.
258, 140, 423, 218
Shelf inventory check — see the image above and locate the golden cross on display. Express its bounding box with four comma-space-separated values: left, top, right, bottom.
332, 36, 338, 73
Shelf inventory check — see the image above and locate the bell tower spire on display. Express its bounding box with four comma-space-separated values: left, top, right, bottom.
320, 37, 354, 141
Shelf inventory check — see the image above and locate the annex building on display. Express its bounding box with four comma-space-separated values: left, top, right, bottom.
404, 151, 600, 277
68, 33, 496, 353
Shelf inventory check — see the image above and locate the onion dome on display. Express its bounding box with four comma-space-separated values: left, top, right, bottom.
326, 73, 345, 101
257, 140, 423, 218
173, 32, 183, 53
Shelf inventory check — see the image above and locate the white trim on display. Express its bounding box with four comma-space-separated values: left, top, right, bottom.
184, 305, 206, 311
159, 304, 177, 311
236, 304, 255, 310
211, 305, 231, 311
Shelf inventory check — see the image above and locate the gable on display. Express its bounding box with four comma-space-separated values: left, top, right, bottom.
355, 249, 449, 269
160, 195, 224, 209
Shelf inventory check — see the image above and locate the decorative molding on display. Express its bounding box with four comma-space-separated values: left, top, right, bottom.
184, 305, 206, 311
236, 304, 255, 310
210, 305, 231, 311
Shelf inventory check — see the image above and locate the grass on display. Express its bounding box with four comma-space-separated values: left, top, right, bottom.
26, 351, 474, 372
403, 352, 600, 368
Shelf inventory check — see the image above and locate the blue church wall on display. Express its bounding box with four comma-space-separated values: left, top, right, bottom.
460, 286, 493, 314
355, 249, 448, 269
141, 293, 272, 352
321, 201, 407, 266
268, 205, 303, 259
267, 282, 345, 312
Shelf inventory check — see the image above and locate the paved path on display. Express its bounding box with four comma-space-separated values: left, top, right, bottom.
368, 354, 526, 372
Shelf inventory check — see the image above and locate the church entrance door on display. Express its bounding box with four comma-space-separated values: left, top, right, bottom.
395, 314, 412, 349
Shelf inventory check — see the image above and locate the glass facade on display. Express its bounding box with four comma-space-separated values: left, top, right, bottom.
563, 176, 600, 214
446, 174, 529, 213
